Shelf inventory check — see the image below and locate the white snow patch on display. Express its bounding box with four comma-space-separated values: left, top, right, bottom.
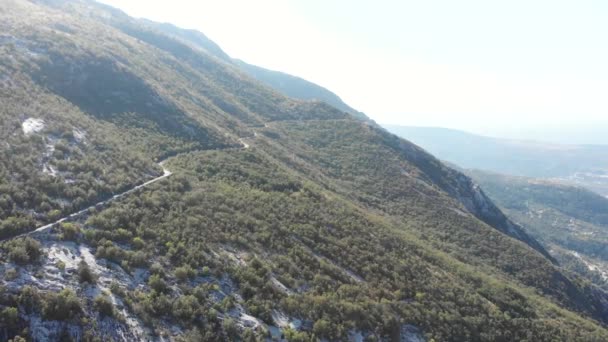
569, 251, 608, 281
43, 163, 58, 176
270, 276, 293, 296
240, 312, 263, 329
267, 310, 315, 340
22, 118, 45, 135
227, 305, 264, 330
272, 310, 290, 328
46, 241, 150, 339
239, 138, 250, 149
220, 248, 248, 267
73, 128, 87, 142
271, 313, 313, 332
47, 243, 80, 270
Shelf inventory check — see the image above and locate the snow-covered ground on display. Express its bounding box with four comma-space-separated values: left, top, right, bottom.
569, 251, 608, 281
267, 310, 312, 341
43, 163, 58, 177
22, 117, 45, 134
46, 241, 149, 338
0, 239, 150, 341
239, 138, 250, 149
270, 276, 293, 296
73, 128, 87, 142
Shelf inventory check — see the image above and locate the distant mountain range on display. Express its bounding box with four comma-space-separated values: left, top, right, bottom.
479, 123, 608, 145
385, 125, 608, 196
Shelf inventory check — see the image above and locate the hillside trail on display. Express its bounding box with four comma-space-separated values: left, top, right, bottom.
2, 138, 252, 242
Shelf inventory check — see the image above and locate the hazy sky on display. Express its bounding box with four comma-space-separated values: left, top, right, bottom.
99, 0, 608, 136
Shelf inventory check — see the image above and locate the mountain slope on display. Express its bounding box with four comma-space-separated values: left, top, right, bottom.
138, 19, 232, 63
1, 1, 608, 341
135, 16, 369, 121
232, 59, 369, 121
468, 169, 608, 291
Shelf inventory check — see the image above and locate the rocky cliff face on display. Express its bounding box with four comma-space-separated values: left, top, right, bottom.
394, 135, 554, 260
457, 176, 556, 261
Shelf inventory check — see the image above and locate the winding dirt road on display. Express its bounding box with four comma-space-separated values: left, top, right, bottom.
2, 163, 173, 242
3, 137, 252, 242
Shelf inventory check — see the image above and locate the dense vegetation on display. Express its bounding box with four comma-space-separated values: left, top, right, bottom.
129, 15, 369, 121
0, 74, 162, 239
468, 170, 608, 291
469, 171, 608, 226
1, 0, 608, 341
233, 60, 369, 121
5, 149, 601, 341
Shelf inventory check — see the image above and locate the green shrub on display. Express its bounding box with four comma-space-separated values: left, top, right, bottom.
0, 307, 19, 328
172, 295, 199, 322
78, 260, 96, 284
148, 274, 168, 293
19, 285, 41, 313
132, 237, 145, 250
4, 268, 18, 280
94, 295, 114, 317
60, 223, 80, 241
56, 260, 66, 271
5, 237, 43, 265
42, 288, 82, 321
174, 265, 195, 283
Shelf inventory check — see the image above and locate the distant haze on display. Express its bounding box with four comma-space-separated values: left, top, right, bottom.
453, 122, 608, 146
99, 0, 608, 137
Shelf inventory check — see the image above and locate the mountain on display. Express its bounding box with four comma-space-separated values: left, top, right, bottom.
136, 18, 370, 121
137, 19, 233, 63
467, 169, 608, 291
384, 125, 608, 196
232, 60, 369, 121
2, 0, 608, 341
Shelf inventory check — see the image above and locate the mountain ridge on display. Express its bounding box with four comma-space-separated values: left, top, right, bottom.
1, 1, 607, 341
133, 14, 370, 121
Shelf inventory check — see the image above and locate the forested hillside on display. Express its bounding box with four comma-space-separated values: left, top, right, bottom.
232, 60, 369, 121
1, 0, 608, 341
469, 170, 608, 293
133, 16, 370, 121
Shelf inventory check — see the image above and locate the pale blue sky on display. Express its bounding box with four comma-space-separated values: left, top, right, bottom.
99, 0, 608, 138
